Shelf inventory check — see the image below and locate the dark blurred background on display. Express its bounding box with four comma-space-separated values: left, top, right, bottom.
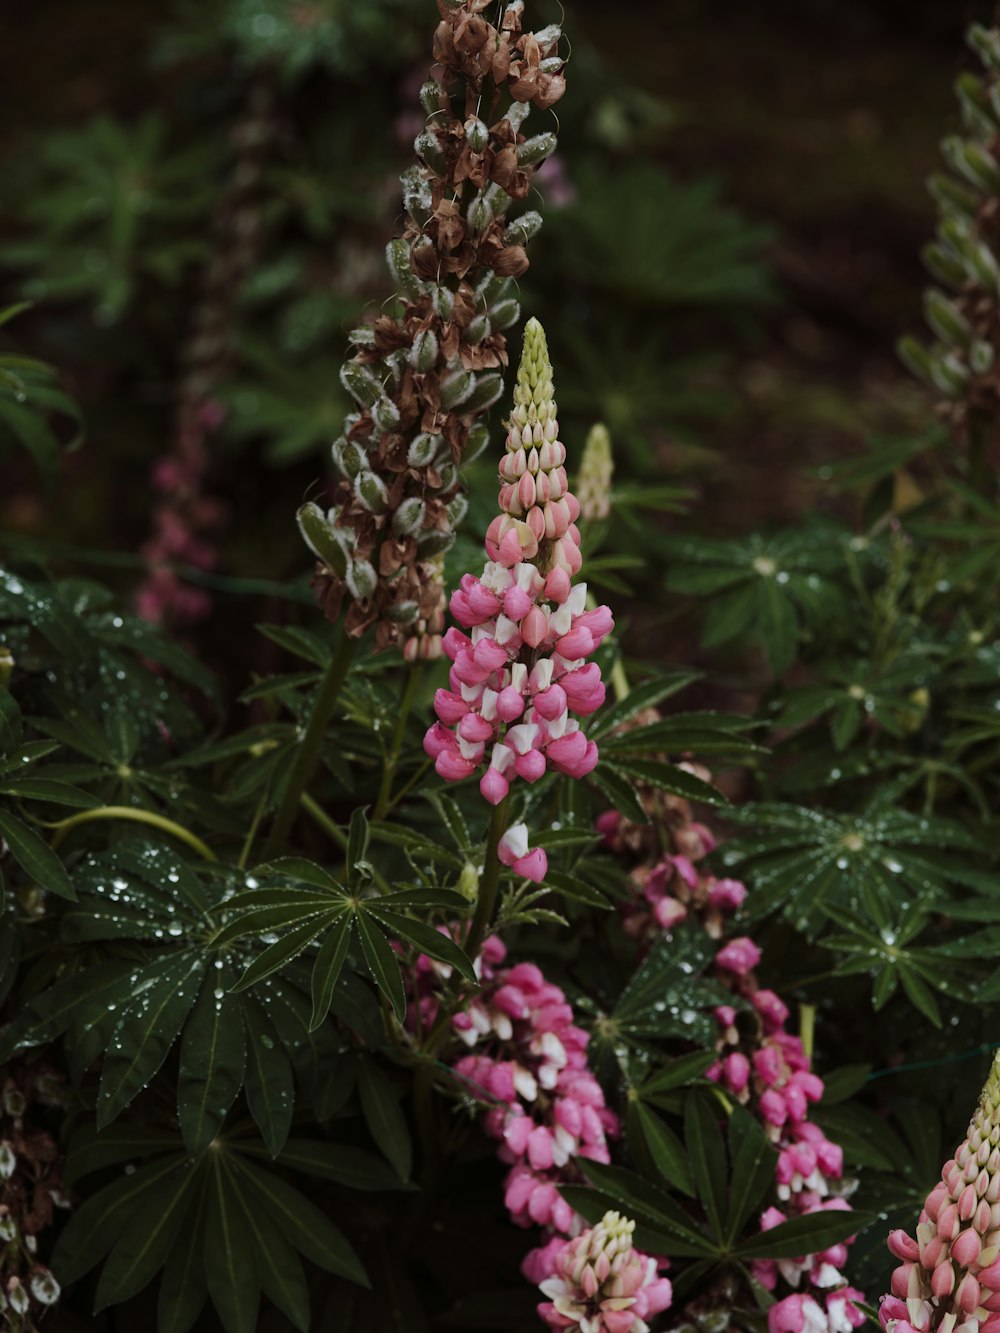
0, 0, 989, 671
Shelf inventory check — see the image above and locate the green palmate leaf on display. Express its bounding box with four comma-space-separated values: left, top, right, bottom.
684, 1094, 728, 1241
358, 1057, 411, 1182
559, 1186, 714, 1261
224, 1157, 310, 1332
0, 686, 22, 756
608, 757, 729, 806
356, 910, 406, 1019
64, 1124, 184, 1186
589, 761, 649, 825
251, 856, 344, 894
542, 868, 613, 910
93, 1163, 195, 1311
177, 965, 247, 1151
0, 808, 74, 898
204, 1158, 261, 1333
264, 1140, 413, 1192
242, 996, 295, 1156
97, 952, 206, 1126
726, 1106, 779, 1245
629, 1101, 694, 1196
230, 915, 333, 991
572, 1160, 714, 1254
732, 1208, 871, 1261
256, 622, 331, 668
369, 908, 477, 983
640, 1050, 718, 1097
347, 805, 372, 887
0, 776, 102, 807
158, 1191, 209, 1333
52, 1154, 189, 1285
234, 1156, 368, 1286
309, 916, 354, 1030
591, 672, 701, 738
427, 791, 472, 853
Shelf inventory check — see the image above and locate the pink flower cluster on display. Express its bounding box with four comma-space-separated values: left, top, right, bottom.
424, 318, 612, 884
447, 935, 618, 1235
597, 789, 865, 1333
531, 1211, 672, 1333
878, 1051, 1000, 1333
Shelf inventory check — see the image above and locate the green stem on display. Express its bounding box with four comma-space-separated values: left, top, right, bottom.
238, 795, 267, 870
610, 656, 630, 703
799, 1003, 816, 1064
382, 758, 432, 816
40, 806, 217, 861
464, 795, 510, 963
373, 665, 422, 821
300, 792, 391, 893
263, 631, 359, 858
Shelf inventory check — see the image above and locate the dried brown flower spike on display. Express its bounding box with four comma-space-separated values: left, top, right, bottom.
298, 0, 566, 652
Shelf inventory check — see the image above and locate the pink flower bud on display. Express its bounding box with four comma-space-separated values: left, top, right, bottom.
521, 606, 548, 648
956, 1273, 981, 1313
515, 748, 547, 782
533, 685, 568, 721
513, 848, 547, 883
480, 767, 510, 805
577, 605, 614, 645
473, 638, 508, 673
458, 712, 495, 743
716, 936, 762, 977
503, 584, 534, 620
496, 686, 525, 722
555, 625, 595, 660
423, 722, 455, 758
952, 1227, 983, 1268
722, 1052, 751, 1094
544, 567, 571, 602
546, 731, 589, 773
654, 897, 687, 931
708, 878, 747, 912
435, 751, 476, 781
931, 1262, 955, 1297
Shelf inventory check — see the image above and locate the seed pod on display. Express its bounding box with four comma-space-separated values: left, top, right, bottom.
420, 79, 444, 115
963, 236, 1000, 289
462, 372, 504, 413
463, 313, 491, 344
354, 470, 389, 513
401, 165, 433, 227
408, 432, 441, 467
489, 297, 521, 330
925, 289, 973, 347
923, 241, 967, 288
340, 360, 382, 407
464, 420, 491, 462
387, 600, 420, 625
345, 558, 378, 601
386, 237, 424, 301
437, 462, 458, 491
332, 438, 366, 478
416, 529, 455, 557
517, 132, 557, 166
465, 115, 489, 152
347, 326, 376, 347
929, 173, 980, 218
956, 73, 997, 137
539, 56, 564, 73
410, 328, 439, 372
534, 23, 562, 49
968, 23, 1000, 70
393, 497, 427, 536
297, 502, 347, 575
929, 350, 970, 397
507, 101, 531, 132
467, 192, 493, 234
446, 493, 469, 526
970, 338, 995, 374
372, 395, 401, 433
432, 285, 456, 321
441, 368, 474, 409
477, 272, 511, 306
503, 210, 543, 245
414, 128, 448, 175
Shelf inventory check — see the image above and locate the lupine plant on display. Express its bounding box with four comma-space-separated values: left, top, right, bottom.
2, 2, 1000, 1333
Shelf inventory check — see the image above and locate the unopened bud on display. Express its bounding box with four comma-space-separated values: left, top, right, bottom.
458, 861, 479, 900
392, 497, 426, 536
465, 116, 489, 152
577, 422, 614, 520
410, 329, 439, 373
517, 132, 557, 166
345, 559, 377, 601
354, 471, 389, 514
